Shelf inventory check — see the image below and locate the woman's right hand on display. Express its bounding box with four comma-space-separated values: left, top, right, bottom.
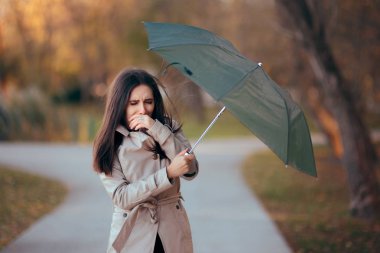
167, 149, 195, 179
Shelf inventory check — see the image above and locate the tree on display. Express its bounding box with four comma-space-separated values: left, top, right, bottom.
275, 0, 380, 219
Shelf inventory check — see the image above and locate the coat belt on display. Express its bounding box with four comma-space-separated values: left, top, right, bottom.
112, 193, 182, 253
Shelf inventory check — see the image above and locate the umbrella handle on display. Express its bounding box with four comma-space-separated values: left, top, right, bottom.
186, 106, 226, 155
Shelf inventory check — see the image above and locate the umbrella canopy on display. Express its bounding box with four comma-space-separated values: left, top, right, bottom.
144, 22, 317, 177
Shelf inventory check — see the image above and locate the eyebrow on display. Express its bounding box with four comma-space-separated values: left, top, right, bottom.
129, 98, 153, 102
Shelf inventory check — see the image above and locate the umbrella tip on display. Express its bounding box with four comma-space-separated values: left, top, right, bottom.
258, 62, 263, 67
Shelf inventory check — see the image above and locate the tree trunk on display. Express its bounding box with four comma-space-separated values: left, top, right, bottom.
306, 86, 343, 158
275, 0, 380, 219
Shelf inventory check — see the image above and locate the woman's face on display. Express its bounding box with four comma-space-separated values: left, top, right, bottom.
125, 84, 155, 126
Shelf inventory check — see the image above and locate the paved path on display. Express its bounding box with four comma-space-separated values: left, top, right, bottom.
0, 138, 292, 253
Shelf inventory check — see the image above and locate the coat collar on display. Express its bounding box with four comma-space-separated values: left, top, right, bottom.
116, 125, 130, 137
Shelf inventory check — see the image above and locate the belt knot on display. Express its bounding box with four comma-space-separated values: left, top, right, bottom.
112, 193, 182, 253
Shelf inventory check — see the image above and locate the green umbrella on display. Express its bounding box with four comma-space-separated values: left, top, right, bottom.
144, 22, 317, 177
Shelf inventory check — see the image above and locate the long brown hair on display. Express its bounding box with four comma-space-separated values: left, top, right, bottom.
93, 68, 179, 175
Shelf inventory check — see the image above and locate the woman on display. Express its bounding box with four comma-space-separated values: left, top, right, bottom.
93, 69, 198, 253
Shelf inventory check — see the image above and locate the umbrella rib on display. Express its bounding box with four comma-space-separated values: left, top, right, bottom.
217, 64, 261, 100
221, 64, 291, 165
260, 70, 290, 166
148, 43, 245, 60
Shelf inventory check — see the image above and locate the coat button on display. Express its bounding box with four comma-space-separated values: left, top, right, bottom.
123, 213, 128, 218
176, 205, 180, 209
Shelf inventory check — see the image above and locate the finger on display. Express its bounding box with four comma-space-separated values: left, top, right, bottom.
130, 115, 144, 124
135, 123, 146, 130
130, 121, 144, 130
130, 114, 144, 120
129, 115, 137, 122
184, 153, 194, 161
178, 149, 188, 156
129, 119, 139, 130
184, 148, 193, 157
130, 116, 146, 129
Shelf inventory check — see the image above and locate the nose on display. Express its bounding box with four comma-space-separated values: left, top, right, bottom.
138, 104, 147, 115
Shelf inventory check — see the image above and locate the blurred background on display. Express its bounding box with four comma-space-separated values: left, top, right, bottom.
1, 1, 380, 252
1, 0, 378, 143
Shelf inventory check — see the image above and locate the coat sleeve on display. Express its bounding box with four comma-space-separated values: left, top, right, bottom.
147, 120, 199, 180
99, 157, 174, 211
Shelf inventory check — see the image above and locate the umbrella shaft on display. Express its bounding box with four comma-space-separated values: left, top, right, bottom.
187, 106, 226, 154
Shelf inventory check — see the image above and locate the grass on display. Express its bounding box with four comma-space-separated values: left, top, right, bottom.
41, 103, 248, 141
180, 106, 252, 140
53, 103, 103, 142
242, 145, 380, 253
54, 104, 252, 142
0, 166, 67, 250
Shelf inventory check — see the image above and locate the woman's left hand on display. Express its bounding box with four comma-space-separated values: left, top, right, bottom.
129, 114, 155, 131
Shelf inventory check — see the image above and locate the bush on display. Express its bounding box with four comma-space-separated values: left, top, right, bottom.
0, 87, 102, 142
0, 87, 49, 140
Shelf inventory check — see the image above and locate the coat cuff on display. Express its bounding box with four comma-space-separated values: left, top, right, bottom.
147, 120, 172, 144
151, 167, 174, 196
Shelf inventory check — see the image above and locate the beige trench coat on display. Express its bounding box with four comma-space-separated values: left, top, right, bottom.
99, 120, 198, 253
